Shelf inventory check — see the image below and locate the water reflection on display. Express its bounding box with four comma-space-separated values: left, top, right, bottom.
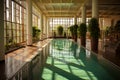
86, 49, 91, 58
52, 39, 70, 51
8, 39, 120, 80
7, 44, 50, 80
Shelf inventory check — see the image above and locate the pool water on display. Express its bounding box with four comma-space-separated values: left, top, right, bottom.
40, 39, 120, 80
9, 39, 120, 80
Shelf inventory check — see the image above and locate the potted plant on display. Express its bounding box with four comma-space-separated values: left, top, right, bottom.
78, 23, 87, 47
53, 31, 56, 38
32, 26, 41, 42
73, 24, 78, 42
88, 18, 100, 53
64, 31, 66, 38
57, 25, 63, 37
114, 20, 120, 40
69, 25, 74, 39
69, 25, 78, 42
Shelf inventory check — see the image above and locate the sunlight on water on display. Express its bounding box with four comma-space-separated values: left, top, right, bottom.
41, 39, 116, 80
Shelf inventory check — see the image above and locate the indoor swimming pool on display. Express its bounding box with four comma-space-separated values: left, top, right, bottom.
9, 39, 120, 80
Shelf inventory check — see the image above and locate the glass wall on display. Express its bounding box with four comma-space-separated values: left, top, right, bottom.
77, 18, 82, 25
48, 17, 75, 37
32, 14, 38, 27
32, 5, 41, 41
32, 6, 41, 27
4, 0, 26, 52
77, 18, 91, 26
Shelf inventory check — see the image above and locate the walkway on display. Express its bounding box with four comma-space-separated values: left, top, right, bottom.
0, 39, 52, 80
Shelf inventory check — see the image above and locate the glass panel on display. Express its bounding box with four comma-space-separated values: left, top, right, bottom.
12, 1, 15, 22
4, 0, 26, 52
12, 23, 15, 29
13, 30, 16, 38
16, 37, 19, 43
4, 29, 6, 38
4, 38, 6, 45
6, 9, 10, 21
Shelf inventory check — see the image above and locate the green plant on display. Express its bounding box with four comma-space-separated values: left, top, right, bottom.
78, 23, 87, 47
69, 24, 78, 42
78, 23, 87, 37
53, 31, 56, 38
88, 18, 100, 53
115, 20, 120, 33
32, 26, 41, 39
69, 25, 74, 38
57, 25, 63, 36
64, 31, 66, 38
114, 20, 120, 40
73, 24, 78, 35
104, 26, 114, 37
88, 18, 100, 39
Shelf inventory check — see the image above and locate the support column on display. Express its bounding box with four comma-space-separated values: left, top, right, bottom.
0, 0, 5, 79
47, 18, 50, 38
92, 0, 99, 19
26, 0, 32, 45
81, 5, 86, 23
40, 14, 43, 40
43, 15, 46, 38
44, 16, 47, 38
38, 18, 41, 39
74, 16, 77, 24
0, 0, 5, 61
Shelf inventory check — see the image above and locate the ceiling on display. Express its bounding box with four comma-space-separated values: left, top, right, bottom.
33, 0, 120, 17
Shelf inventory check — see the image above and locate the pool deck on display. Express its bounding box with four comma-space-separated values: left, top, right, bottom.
0, 38, 120, 79
0, 39, 52, 80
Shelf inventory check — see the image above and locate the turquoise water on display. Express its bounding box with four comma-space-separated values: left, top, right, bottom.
40, 39, 120, 80
9, 39, 120, 80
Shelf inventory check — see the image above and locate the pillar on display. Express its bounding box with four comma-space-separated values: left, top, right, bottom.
81, 5, 86, 23
38, 18, 41, 39
74, 16, 77, 24
43, 15, 46, 38
92, 0, 99, 19
0, 0, 5, 61
44, 16, 47, 38
26, 0, 32, 45
47, 17, 49, 38
40, 14, 43, 40
0, 0, 5, 79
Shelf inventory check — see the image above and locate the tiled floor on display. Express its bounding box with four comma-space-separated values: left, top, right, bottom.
0, 38, 120, 80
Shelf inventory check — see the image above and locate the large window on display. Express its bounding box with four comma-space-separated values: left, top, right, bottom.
32, 6, 41, 28
32, 14, 38, 27
77, 18, 82, 25
77, 18, 91, 26
4, 0, 26, 52
49, 17, 74, 31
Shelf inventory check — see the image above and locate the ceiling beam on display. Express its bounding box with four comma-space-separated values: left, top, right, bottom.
43, 10, 78, 13
46, 15, 75, 17
67, 0, 73, 17
46, 13, 75, 17
36, 3, 81, 6
32, 0, 45, 15
76, 0, 88, 16
99, 3, 120, 6
60, 0, 62, 16
50, 0, 55, 16
39, 0, 48, 14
